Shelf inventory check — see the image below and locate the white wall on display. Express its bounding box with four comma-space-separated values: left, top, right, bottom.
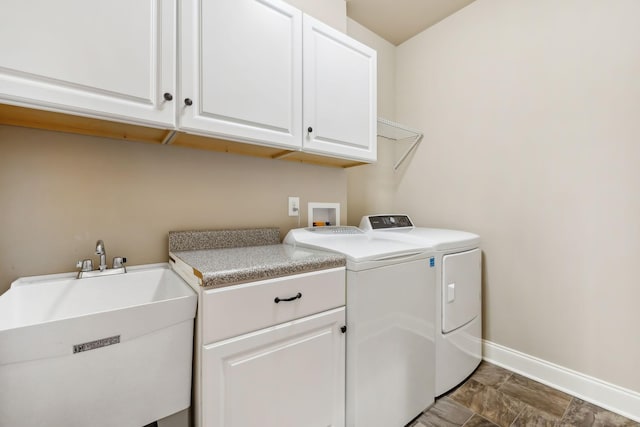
346, 18, 397, 225
286, 0, 346, 31
395, 0, 640, 392
0, 126, 346, 295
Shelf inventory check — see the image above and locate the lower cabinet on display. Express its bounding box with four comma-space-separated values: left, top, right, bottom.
192, 267, 347, 427
202, 307, 345, 427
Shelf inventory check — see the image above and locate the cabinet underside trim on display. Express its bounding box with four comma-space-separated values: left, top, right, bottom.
0, 103, 366, 168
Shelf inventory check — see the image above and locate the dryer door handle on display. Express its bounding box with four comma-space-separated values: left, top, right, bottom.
447, 283, 456, 303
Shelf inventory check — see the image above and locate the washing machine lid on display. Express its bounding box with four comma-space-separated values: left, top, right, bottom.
283, 226, 430, 263
359, 215, 480, 251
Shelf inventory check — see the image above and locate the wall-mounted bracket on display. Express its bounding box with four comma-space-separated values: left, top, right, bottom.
377, 118, 424, 170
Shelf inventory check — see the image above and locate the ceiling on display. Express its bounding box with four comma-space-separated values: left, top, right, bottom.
346, 0, 476, 45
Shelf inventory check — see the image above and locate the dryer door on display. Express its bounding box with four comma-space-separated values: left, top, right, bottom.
442, 248, 481, 334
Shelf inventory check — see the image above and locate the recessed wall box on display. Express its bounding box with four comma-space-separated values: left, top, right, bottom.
308, 203, 340, 227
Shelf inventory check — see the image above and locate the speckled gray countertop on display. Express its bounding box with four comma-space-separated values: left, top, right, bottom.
168, 228, 345, 289
169, 228, 280, 251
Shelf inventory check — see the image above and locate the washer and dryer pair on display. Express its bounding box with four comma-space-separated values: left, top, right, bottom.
284, 215, 481, 427
359, 215, 482, 397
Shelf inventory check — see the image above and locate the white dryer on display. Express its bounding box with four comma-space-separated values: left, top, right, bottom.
360, 215, 482, 396
284, 226, 436, 427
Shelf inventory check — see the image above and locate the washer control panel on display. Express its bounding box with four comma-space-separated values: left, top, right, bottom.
365, 215, 414, 229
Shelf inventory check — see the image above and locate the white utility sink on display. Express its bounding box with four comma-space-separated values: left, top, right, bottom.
0, 263, 197, 427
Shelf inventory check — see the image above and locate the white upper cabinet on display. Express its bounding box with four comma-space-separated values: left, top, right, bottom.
180, 0, 303, 150
180, 0, 377, 162
303, 16, 377, 162
0, 0, 176, 127
0, 0, 377, 164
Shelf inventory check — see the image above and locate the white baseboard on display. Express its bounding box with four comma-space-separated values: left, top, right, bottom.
482, 340, 640, 423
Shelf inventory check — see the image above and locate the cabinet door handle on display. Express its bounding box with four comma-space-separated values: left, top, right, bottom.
307, 126, 313, 133
184, 98, 193, 106
163, 92, 173, 101
274, 292, 302, 303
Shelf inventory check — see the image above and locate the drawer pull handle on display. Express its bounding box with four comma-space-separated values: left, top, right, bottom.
274, 292, 302, 303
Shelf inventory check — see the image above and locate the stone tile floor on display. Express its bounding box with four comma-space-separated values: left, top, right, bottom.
408, 362, 639, 427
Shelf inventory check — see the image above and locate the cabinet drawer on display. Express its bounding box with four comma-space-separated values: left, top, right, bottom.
202, 267, 345, 344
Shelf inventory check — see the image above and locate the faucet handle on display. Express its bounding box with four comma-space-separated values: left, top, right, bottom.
112, 257, 127, 269
76, 259, 93, 272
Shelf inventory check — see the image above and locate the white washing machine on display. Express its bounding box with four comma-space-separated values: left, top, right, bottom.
284, 226, 436, 427
359, 215, 482, 396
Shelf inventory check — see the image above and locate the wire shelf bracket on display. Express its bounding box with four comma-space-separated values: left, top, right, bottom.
377, 118, 424, 170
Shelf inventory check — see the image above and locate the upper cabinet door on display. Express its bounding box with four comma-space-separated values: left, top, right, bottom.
303, 15, 377, 162
0, 0, 176, 127
180, 0, 302, 150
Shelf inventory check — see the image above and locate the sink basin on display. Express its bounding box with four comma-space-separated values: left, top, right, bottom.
0, 262, 195, 333
0, 263, 197, 427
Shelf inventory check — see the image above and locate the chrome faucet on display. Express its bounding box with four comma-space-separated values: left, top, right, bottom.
76, 239, 127, 279
96, 239, 107, 271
